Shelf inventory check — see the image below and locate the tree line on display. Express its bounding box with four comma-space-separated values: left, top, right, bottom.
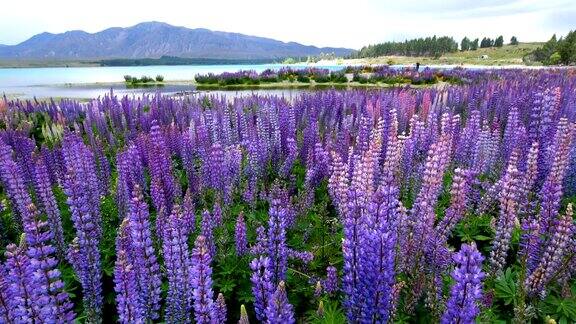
352, 36, 459, 58
353, 35, 521, 58
528, 30, 576, 65
460, 36, 518, 51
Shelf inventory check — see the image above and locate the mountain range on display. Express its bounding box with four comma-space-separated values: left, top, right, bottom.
0, 22, 353, 60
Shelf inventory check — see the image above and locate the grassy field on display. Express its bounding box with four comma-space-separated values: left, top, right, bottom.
342, 43, 543, 66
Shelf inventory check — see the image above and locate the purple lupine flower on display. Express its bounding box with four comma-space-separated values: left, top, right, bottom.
323, 266, 338, 295
213, 202, 223, 226
209, 142, 226, 195
525, 203, 574, 297
251, 225, 268, 256
250, 256, 274, 322
62, 135, 103, 322
116, 145, 145, 220
235, 212, 248, 256
328, 150, 349, 217
441, 243, 485, 324
224, 144, 242, 204
182, 188, 196, 235
114, 221, 145, 324
148, 120, 181, 237
40, 146, 61, 186
489, 151, 521, 274
214, 293, 227, 323
191, 235, 216, 324
341, 186, 365, 320
93, 141, 111, 196
0, 264, 14, 322
287, 249, 314, 264
265, 281, 295, 324
12, 135, 36, 186
239, 304, 250, 324
0, 141, 33, 225
201, 210, 216, 258
2, 141, 74, 323
537, 118, 573, 238
404, 130, 452, 272
127, 185, 162, 320
23, 204, 75, 323
33, 155, 66, 259
518, 141, 539, 218
519, 215, 541, 273
279, 137, 297, 178
435, 168, 469, 239
162, 205, 193, 323
4, 240, 40, 322
267, 197, 289, 285
357, 181, 399, 323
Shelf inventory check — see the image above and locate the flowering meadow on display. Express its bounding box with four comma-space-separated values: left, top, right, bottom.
0, 68, 575, 323
194, 66, 464, 86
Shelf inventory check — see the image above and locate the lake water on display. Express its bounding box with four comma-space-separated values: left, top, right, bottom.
0, 64, 344, 99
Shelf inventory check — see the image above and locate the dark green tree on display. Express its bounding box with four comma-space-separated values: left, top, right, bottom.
495, 36, 504, 47
460, 37, 471, 51
531, 34, 558, 63
557, 30, 576, 64
354, 35, 458, 58
470, 38, 479, 50
510, 36, 519, 45
480, 37, 493, 48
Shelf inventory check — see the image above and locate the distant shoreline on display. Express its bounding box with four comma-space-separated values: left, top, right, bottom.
0, 57, 280, 69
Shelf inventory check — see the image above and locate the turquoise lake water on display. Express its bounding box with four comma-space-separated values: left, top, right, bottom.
0, 64, 343, 99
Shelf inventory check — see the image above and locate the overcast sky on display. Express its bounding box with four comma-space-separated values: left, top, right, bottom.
0, 0, 574, 49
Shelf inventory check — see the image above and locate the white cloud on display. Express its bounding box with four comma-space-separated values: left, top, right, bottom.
0, 0, 573, 49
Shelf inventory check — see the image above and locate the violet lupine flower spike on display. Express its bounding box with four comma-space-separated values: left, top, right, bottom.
537, 118, 573, 237
265, 281, 295, 324
114, 220, 145, 324
0, 264, 14, 322
4, 240, 40, 322
191, 235, 216, 324
214, 293, 227, 323
235, 212, 248, 256
201, 209, 216, 259
24, 204, 76, 323
0, 141, 33, 226
357, 182, 399, 323
127, 185, 162, 320
1, 143, 75, 323
489, 151, 521, 274
267, 197, 288, 285
33, 154, 66, 259
441, 243, 485, 324
62, 135, 103, 322
435, 167, 469, 239
525, 203, 574, 297
250, 256, 274, 322
323, 266, 338, 295
163, 205, 193, 323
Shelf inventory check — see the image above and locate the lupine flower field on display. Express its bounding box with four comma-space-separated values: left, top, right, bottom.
0, 68, 575, 323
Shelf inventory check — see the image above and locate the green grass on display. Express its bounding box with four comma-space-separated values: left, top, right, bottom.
443, 43, 542, 63
352, 43, 543, 66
